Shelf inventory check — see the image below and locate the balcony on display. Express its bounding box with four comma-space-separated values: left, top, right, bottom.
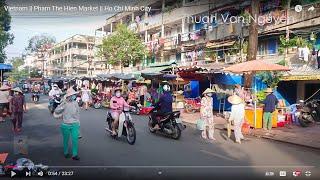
262, 3, 320, 32
138, 4, 209, 32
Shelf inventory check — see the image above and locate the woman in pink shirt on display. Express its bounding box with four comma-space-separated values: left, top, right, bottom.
110, 88, 132, 135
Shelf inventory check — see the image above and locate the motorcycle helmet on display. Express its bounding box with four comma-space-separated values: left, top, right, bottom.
163, 84, 170, 92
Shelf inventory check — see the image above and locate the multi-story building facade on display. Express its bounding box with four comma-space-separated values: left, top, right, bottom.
47, 34, 106, 77
95, 0, 320, 101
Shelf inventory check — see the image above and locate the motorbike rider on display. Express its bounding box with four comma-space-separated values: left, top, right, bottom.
151, 84, 173, 130
49, 84, 62, 99
31, 83, 41, 101
109, 87, 134, 136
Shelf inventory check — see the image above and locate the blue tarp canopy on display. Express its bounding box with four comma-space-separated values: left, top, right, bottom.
213, 73, 242, 85
0, 64, 13, 71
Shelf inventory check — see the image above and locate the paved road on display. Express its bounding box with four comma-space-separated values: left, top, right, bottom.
1, 94, 320, 179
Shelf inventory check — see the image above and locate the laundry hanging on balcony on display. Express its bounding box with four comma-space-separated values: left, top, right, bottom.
298, 47, 310, 62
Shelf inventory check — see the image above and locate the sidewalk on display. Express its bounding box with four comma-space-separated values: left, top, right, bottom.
181, 111, 320, 149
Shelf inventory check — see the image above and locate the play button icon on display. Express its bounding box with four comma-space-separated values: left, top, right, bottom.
11, 171, 16, 177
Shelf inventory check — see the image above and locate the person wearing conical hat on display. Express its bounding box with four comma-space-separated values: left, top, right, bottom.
262, 88, 278, 135
0, 84, 11, 122
10, 87, 26, 132
227, 94, 245, 144
55, 87, 81, 160
200, 88, 215, 140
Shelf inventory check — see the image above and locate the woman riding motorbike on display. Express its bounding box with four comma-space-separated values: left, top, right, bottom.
109, 88, 134, 136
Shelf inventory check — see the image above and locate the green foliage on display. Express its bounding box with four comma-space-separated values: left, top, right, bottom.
29, 67, 42, 78
7, 57, 29, 83
242, 40, 248, 54
277, 59, 286, 66
205, 48, 217, 60
257, 90, 267, 102
0, 1, 14, 63
278, 35, 315, 55
98, 24, 147, 70
256, 72, 281, 88
25, 34, 56, 53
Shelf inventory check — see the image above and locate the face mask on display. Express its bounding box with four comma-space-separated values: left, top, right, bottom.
116, 92, 121, 97
207, 93, 213, 97
71, 95, 77, 101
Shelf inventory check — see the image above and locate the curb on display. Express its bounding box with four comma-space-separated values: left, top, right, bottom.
183, 121, 320, 150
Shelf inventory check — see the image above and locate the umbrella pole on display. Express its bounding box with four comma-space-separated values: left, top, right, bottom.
254, 75, 257, 129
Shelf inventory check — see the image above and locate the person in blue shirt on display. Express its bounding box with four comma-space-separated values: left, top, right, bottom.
262, 88, 279, 133
151, 84, 173, 130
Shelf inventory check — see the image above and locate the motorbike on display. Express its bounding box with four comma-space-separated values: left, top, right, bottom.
3, 158, 49, 177
23, 87, 29, 94
48, 94, 62, 114
92, 93, 102, 109
298, 99, 320, 127
148, 107, 186, 140
105, 107, 136, 145
128, 99, 142, 114
31, 92, 40, 103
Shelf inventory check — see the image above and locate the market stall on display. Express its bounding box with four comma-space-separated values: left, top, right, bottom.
224, 60, 290, 129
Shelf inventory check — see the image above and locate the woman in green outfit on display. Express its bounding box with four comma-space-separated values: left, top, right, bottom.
55, 87, 81, 160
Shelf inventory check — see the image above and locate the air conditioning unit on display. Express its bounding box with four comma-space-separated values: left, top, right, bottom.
225, 55, 237, 64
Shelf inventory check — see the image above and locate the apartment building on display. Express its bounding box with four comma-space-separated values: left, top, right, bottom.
96, 0, 320, 101
47, 34, 106, 77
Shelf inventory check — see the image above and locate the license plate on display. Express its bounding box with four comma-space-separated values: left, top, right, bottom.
175, 118, 182, 123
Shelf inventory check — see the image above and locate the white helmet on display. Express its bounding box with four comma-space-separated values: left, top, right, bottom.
163, 84, 170, 92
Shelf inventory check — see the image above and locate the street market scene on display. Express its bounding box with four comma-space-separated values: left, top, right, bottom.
0, 0, 320, 179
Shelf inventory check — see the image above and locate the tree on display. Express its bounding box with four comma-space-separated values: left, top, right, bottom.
25, 34, 56, 53
7, 57, 29, 83
244, 0, 259, 88
0, 0, 14, 63
25, 34, 55, 76
29, 67, 42, 78
247, 0, 259, 62
98, 24, 147, 72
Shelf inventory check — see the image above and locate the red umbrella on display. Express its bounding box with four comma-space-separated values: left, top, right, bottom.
223, 60, 290, 73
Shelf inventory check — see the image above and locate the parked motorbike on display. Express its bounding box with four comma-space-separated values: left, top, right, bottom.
48, 94, 62, 114
3, 158, 49, 177
298, 99, 320, 127
148, 107, 185, 140
32, 92, 40, 103
105, 107, 136, 145
92, 93, 102, 109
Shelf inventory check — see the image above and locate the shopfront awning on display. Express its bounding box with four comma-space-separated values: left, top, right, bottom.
281, 75, 320, 81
